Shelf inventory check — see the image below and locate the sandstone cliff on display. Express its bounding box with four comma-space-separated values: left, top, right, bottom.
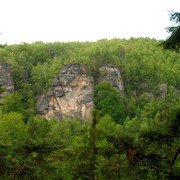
0, 62, 14, 104
97, 65, 124, 94
36, 64, 124, 120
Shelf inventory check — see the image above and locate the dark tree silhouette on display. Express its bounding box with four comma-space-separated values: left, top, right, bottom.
162, 11, 180, 52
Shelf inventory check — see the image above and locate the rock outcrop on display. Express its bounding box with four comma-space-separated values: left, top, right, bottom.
158, 84, 167, 97
36, 64, 94, 120
36, 64, 124, 120
97, 65, 124, 94
0, 62, 14, 104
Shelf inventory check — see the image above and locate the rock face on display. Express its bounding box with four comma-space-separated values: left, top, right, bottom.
36, 64, 124, 120
97, 65, 124, 94
36, 64, 94, 120
158, 84, 167, 97
0, 62, 14, 104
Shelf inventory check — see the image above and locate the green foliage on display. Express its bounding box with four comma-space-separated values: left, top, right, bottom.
0, 38, 179, 179
0, 112, 26, 178
0, 85, 5, 94
2, 93, 24, 114
1, 91, 35, 123
94, 82, 125, 123
0, 112, 26, 147
162, 11, 180, 52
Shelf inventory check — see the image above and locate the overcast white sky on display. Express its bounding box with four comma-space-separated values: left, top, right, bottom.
0, 0, 179, 44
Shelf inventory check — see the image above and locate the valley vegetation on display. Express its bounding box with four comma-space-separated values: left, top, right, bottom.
0, 37, 180, 179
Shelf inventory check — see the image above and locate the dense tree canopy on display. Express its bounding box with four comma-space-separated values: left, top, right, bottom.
94, 82, 125, 123
0, 38, 179, 179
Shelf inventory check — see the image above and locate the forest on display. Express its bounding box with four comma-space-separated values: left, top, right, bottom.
0, 37, 180, 179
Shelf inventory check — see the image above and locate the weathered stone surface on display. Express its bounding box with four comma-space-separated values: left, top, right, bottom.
0, 62, 14, 103
54, 86, 64, 97
52, 77, 61, 86
36, 95, 49, 114
36, 63, 124, 120
97, 65, 124, 94
37, 64, 94, 120
61, 64, 86, 75
80, 94, 94, 103
146, 92, 154, 101
158, 84, 167, 97
53, 111, 63, 121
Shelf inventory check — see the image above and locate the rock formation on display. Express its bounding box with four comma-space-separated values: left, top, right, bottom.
0, 62, 14, 104
97, 65, 124, 94
36, 64, 124, 120
158, 84, 167, 97
36, 64, 94, 120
